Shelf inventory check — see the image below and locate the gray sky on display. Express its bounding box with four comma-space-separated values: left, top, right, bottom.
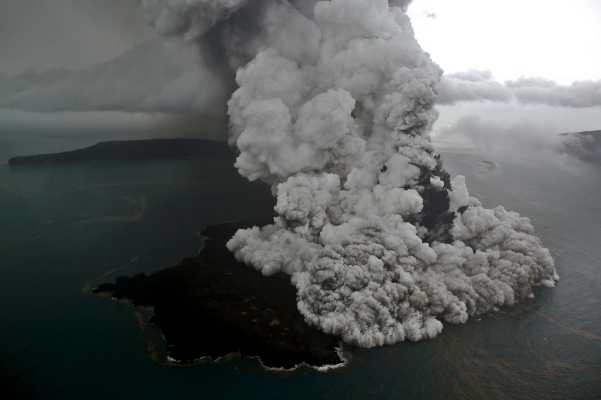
3, 0, 601, 82
0, 0, 149, 74
0, 0, 600, 147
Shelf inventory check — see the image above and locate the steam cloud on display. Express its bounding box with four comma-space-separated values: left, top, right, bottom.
146, 0, 558, 347
438, 116, 601, 165
440, 71, 601, 108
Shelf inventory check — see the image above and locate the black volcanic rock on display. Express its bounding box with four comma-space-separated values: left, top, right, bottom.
415, 156, 455, 244
9, 138, 232, 166
94, 221, 344, 370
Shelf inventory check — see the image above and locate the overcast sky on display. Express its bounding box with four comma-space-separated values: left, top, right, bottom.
408, 0, 601, 84
0, 0, 600, 148
0, 0, 148, 74
2, 0, 600, 83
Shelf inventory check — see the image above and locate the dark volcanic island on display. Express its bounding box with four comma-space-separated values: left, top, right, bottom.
11, 139, 344, 370
13, 133, 558, 370
93, 221, 344, 370
11, 138, 457, 370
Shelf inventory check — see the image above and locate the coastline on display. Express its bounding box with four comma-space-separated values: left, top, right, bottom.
89, 290, 348, 372
90, 221, 346, 371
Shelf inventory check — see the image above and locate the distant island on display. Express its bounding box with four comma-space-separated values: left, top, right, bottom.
93, 221, 345, 370
560, 129, 601, 136
8, 138, 232, 166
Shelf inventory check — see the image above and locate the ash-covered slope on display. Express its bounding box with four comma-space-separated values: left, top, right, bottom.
143, 0, 559, 348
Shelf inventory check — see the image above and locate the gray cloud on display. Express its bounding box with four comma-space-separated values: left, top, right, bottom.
0, 40, 228, 114
437, 116, 561, 157
559, 130, 601, 163
438, 70, 601, 108
390, 0, 413, 10
438, 71, 513, 104
436, 114, 601, 165
507, 78, 601, 108
0, 0, 149, 74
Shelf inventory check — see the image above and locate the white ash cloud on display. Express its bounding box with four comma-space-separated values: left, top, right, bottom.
137, 0, 559, 347
437, 116, 562, 157
439, 70, 601, 108
438, 115, 601, 165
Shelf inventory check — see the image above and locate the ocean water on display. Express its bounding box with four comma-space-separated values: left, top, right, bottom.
1, 136, 600, 399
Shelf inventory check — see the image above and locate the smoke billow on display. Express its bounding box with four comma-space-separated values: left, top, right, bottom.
438, 71, 513, 104
146, 0, 558, 347
437, 116, 563, 159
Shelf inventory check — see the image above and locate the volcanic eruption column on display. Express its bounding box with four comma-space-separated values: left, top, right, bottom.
143, 0, 559, 347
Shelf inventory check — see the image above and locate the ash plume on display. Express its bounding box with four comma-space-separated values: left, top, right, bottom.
145, 0, 558, 347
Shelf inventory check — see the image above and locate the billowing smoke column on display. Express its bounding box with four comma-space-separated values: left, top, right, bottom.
144, 0, 559, 347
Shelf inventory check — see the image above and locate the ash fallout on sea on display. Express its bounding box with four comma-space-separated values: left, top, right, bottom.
142, 0, 559, 347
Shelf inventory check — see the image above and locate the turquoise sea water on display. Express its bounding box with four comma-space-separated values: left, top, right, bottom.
1, 136, 600, 399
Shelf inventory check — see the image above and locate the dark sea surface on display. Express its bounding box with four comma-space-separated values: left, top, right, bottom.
1, 135, 600, 399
